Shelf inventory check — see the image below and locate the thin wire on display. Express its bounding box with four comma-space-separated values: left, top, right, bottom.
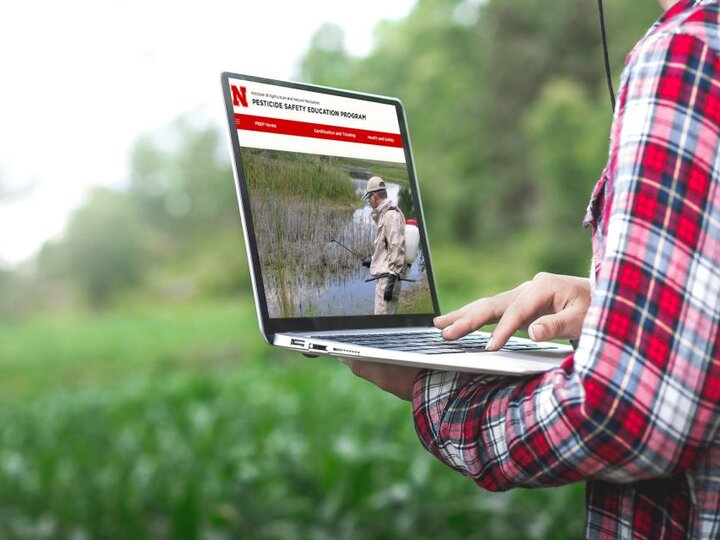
597, 0, 616, 111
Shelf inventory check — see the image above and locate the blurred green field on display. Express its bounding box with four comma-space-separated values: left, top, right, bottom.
0, 244, 585, 539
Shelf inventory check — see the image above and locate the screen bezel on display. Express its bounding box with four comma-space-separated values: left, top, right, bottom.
221, 72, 441, 339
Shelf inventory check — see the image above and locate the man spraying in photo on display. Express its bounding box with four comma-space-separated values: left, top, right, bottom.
361, 176, 406, 315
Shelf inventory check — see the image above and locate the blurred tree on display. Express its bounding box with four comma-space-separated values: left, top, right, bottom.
39, 187, 146, 308
27, 119, 248, 312
302, 0, 483, 243
125, 118, 251, 300
0, 269, 19, 320
299, 23, 356, 87
300, 0, 660, 249
129, 118, 237, 243
525, 79, 610, 275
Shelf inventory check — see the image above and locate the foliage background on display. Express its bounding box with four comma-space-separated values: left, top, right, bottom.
1, 0, 661, 538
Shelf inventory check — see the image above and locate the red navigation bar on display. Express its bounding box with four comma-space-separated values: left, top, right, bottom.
235, 114, 403, 148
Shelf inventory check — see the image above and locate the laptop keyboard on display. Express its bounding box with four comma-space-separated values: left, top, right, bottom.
322, 331, 559, 355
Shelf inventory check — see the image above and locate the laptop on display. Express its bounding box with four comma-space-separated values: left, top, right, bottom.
220, 72, 572, 375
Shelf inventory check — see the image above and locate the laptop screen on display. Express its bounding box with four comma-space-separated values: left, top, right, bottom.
223, 74, 438, 327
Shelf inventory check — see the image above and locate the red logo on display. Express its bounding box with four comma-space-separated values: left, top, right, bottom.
231, 85, 248, 107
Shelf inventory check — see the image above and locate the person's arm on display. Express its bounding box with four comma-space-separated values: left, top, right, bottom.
413, 32, 720, 490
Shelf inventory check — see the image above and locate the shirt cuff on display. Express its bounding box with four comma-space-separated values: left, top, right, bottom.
411, 369, 501, 459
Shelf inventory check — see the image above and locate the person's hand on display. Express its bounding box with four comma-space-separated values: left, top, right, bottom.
361, 257, 371, 268
340, 359, 421, 401
434, 272, 591, 351
383, 274, 398, 301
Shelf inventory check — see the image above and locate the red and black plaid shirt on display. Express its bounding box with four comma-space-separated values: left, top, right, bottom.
413, 1, 720, 537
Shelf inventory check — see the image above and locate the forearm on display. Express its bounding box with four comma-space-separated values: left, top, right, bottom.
413, 364, 594, 490
412, 357, 689, 491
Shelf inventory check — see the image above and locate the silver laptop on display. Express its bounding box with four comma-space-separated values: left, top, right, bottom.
220, 72, 571, 375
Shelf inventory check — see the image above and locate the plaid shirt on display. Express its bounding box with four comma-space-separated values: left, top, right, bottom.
413, 1, 720, 538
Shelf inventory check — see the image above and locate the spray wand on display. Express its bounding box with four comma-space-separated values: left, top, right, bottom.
330, 238, 363, 259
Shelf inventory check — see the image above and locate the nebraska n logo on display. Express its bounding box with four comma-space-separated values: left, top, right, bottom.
231, 85, 248, 107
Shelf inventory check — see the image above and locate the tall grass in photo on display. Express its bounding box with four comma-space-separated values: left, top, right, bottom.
244, 151, 358, 205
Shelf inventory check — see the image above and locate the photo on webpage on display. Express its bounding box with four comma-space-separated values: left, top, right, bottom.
242, 148, 432, 318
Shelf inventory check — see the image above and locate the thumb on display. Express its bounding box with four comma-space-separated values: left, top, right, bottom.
528, 309, 581, 342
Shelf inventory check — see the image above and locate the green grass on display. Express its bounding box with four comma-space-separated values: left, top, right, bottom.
397, 280, 434, 315
0, 302, 259, 403
0, 294, 584, 539
244, 150, 357, 205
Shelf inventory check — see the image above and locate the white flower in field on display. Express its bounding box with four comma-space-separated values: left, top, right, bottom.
189, 404, 213, 431
2, 451, 25, 477
69, 527, 90, 540
334, 436, 358, 459
238, 463, 260, 481
371, 483, 410, 507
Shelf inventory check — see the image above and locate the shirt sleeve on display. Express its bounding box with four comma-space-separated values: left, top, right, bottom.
412, 32, 720, 490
